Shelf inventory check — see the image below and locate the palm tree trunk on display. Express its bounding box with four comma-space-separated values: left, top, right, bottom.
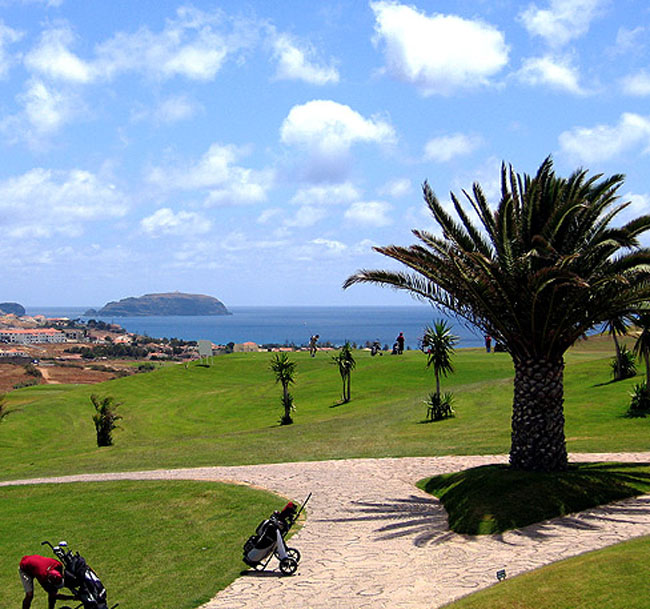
346, 373, 351, 402
613, 332, 622, 380
510, 358, 568, 472
435, 370, 440, 399
645, 353, 650, 387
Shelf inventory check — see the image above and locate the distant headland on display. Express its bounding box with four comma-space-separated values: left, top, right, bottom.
0, 302, 26, 316
85, 292, 231, 317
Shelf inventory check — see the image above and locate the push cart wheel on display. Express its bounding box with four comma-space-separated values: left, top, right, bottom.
279, 557, 298, 575
286, 547, 301, 562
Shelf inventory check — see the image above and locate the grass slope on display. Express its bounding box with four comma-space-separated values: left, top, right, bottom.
445, 535, 650, 609
1, 480, 285, 609
0, 344, 648, 480
418, 462, 650, 534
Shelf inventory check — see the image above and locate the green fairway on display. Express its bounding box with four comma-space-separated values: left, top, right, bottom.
0, 344, 648, 480
444, 535, 650, 609
1, 480, 286, 609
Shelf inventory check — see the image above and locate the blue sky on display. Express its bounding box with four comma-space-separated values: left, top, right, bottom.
1, 0, 650, 307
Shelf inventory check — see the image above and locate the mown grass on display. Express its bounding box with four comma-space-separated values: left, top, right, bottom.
418, 462, 650, 534
1, 480, 285, 609
0, 341, 648, 480
444, 535, 650, 609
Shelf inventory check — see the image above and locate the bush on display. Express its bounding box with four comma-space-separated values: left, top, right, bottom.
137, 362, 156, 372
13, 379, 39, 389
424, 392, 455, 421
24, 363, 42, 377
91, 394, 123, 447
611, 346, 636, 380
627, 382, 650, 417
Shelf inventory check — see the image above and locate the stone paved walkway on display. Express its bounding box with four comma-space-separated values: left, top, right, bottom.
3, 452, 650, 608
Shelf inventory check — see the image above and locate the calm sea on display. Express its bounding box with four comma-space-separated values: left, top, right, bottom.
26, 305, 484, 349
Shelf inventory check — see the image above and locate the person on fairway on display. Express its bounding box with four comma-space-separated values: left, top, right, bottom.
308, 334, 319, 357
18, 554, 73, 609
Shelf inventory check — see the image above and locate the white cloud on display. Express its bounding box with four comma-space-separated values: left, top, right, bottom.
344, 200, 392, 226
424, 133, 482, 162
624, 192, 650, 215
290, 182, 361, 206
280, 99, 395, 155
613, 26, 647, 55
257, 208, 282, 224
519, 0, 606, 47
370, 1, 508, 96
154, 95, 200, 123
621, 71, 650, 96
141, 208, 212, 237
378, 178, 412, 198
311, 238, 347, 254
25, 26, 94, 83
147, 143, 273, 206
94, 6, 254, 82
271, 33, 339, 85
284, 205, 328, 227
0, 21, 23, 78
559, 113, 650, 163
0, 168, 127, 239
518, 55, 585, 94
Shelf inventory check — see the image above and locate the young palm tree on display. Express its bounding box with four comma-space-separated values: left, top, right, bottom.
270, 353, 297, 425
422, 319, 459, 399
633, 311, 650, 386
604, 314, 632, 380
344, 157, 650, 472
332, 342, 356, 403
91, 394, 122, 447
0, 393, 18, 424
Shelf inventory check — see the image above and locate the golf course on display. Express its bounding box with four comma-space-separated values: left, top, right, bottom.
2, 334, 650, 608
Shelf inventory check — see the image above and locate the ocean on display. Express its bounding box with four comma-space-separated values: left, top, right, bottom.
25, 305, 484, 350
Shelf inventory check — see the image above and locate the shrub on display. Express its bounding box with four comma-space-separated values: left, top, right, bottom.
13, 379, 39, 389
137, 362, 156, 372
627, 382, 650, 417
611, 345, 636, 380
24, 363, 42, 377
91, 394, 123, 447
425, 392, 455, 421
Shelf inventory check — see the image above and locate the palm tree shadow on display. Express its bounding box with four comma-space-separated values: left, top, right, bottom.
320, 495, 454, 546
330, 400, 349, 408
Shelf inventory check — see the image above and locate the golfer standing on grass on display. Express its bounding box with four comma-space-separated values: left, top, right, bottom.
18, 554, 74, 609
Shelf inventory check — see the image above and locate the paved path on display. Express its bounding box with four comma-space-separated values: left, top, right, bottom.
3, 452, 650, 608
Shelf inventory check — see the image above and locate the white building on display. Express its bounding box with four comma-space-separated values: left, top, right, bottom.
0, 328, 66, 344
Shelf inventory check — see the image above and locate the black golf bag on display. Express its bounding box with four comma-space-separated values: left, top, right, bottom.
42, 541, 117, 609
242, 493, 311, 576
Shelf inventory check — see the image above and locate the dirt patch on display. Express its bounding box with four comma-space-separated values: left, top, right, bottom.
0, 362, 116, 393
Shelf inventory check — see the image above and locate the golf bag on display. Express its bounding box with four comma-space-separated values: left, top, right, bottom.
242, 493, 311, 576
42, 541, 117, 609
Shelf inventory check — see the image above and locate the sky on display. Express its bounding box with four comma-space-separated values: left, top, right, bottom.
1, 0, 650, 308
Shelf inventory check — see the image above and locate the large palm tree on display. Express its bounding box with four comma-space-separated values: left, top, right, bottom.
344, 157, 650, 472
422, 319, 458, 398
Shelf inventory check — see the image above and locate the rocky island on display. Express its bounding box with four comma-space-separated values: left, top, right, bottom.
85, 292, 231, 317
0, 302, 26, 316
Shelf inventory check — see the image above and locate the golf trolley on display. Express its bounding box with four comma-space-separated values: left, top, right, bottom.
242, 492, 311, 576
41, 540, 118, 609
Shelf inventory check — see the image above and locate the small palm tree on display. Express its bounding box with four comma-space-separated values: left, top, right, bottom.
422, 319, 459, 399
604, 314, 632, 380
270, 353, 297, 425
332, 342, 356, 403
0, 393, 19, 424
91, 394, 122, 447
633, 311, 650, 386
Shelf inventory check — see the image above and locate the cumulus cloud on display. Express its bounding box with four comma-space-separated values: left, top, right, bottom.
271, 32, 339, 85
344, 200, 392, 226
284, 205, 328, 227
518, 55, 585, 94
94, 6, 254, 82
424, 133, 482, 162
0, 21, 23, 78
377, 178, 412, 198
0, 168, 127, 239
141, 208, 212, 237
25, 26, 94, 83
281, 99, 395, 155
621, 71, 650, 96
519, 0, 606, 47
153, 95, 200, 123
311, 238, 347, 254
559, 113, 650, 163
147, 143, 273, 206
290, 182, 361, 206
370, 0, 509, 96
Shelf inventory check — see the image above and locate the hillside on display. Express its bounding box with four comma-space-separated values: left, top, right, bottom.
86, 292, 231, 317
